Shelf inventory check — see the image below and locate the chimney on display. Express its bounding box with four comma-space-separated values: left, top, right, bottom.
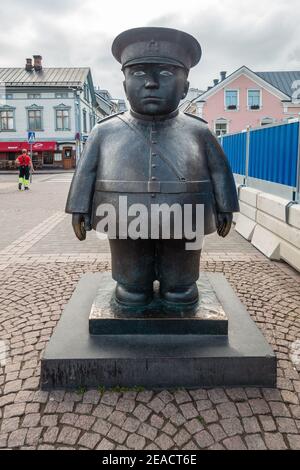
33, 55, 42, 71
220, 71, 227, 81
213, 79, 219, 86
25, 58, 33, 72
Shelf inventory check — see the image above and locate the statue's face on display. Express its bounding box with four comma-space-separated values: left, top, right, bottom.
123, 63, 189, 115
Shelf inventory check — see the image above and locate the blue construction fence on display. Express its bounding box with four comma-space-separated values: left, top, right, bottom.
219, 121, 300, 189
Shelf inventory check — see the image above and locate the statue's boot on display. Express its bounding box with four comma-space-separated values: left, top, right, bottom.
160, 282, 199, 306
115, 283, 153, 307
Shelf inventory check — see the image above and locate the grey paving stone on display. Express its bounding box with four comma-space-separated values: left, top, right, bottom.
78, 432, 101, 449
242, 416, 261, 434
22, 413, 41, 428
276, 417, 298, 434
126, 433, 146, 450
207, 424, 226, 442
82, 390, 100, 405
194, 430, 214, 449
133, 404, 152, 422
43, 427, 59, 444
8, 428, 28, 448
155, 433, 174, 450
264, 432, 288, 450
138, 423, 158, 441
217, 402, 239, 419
150, 414, 165, 429
245, 434, 267, 450
184, 418, 204, 435
108, 410, 127, 427
93, 404, 113, 419
136, 391, 154, 403
223, 436, 247, 450
221, 418, 243, 436
208, 389, 228, 404
180, 403, 198, 420
162, 422, 177, 437
57, 426, 81, 446
26, 427, 43, 446
116, 398, 136, 413
1, 417, 20, 433
92, 418, 111, 436
122, 417, 140, 433
173, 390, 192, 405
96, 438, 115, 450
286, 434, 300, 450
74, 415, 96, 431
107, 426, 128, 444
173, 429, 191, 447
157, 391, 174, 404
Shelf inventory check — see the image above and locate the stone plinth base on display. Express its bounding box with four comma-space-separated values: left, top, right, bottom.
89, 274, 228, 335
41, 273, 276, 389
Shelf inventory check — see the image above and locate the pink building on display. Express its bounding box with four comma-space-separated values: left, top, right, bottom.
185, 66, 300, 135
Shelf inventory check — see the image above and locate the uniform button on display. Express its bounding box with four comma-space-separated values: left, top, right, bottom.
152, 164, 156, 168
151, 193, 156, 198
152, 141, 157, 144
152, 153, 157, 157
151, 176, 156, 180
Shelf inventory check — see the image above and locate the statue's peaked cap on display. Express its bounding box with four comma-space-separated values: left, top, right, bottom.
112, 27, 202, 70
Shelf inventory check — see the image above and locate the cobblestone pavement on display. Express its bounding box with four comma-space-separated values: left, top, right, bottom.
0, 174, 300, 450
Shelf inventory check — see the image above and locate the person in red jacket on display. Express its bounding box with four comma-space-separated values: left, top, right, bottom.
15, 149, 34, 191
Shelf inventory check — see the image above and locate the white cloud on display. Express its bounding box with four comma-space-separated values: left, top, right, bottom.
0, 0, 299, 98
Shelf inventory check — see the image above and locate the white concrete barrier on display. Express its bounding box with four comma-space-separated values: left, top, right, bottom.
234, 186, 300, 271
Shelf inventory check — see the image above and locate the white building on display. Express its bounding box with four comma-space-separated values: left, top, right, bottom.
0, 55, 102, 169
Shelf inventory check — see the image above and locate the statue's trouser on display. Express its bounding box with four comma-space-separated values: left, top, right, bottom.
109, 238, 201, 294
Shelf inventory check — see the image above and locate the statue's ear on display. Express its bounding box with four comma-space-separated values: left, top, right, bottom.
123, 80, 128, 98
182, 80, 190, 99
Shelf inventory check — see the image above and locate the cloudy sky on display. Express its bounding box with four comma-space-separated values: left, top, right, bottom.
0, 0, 299, 98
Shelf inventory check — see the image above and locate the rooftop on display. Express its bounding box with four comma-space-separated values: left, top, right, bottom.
0, 67, 90, 87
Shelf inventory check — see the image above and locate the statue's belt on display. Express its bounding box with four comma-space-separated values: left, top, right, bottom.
95, 180, 212, 194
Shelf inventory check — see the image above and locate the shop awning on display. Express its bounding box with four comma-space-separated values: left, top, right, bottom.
0, 141, 57, 152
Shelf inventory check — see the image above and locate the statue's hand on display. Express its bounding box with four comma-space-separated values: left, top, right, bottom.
72, 213, 91, 241
216, 212, 233, 238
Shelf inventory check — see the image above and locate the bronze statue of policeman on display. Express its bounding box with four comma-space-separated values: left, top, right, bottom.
66, 27, 239, 308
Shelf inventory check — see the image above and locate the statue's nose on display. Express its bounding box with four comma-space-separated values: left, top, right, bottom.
144, 77, 159, 89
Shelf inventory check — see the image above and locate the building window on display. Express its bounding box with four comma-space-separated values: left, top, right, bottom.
83, 109, 87, 133
27, 93, 41, 99
28, 109, 42, 131
225, 90, 238, 110
0, 109, 15, 130
89, 113, 94, 131
56, 108, 70, 130
215, 118, 228, 136
55, 92, 69, 99
248, 90, 261, 109
84, 84, 90, 102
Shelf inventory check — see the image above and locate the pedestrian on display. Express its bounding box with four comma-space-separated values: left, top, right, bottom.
15, 149, 34, 191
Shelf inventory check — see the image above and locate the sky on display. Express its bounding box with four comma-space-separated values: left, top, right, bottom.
0, 0, 299, 99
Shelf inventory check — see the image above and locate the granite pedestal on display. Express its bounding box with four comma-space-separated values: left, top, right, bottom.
89, 274, 228, 335
41, 272, 276, 389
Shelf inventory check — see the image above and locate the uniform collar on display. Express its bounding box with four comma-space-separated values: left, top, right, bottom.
129, 108, 179, 122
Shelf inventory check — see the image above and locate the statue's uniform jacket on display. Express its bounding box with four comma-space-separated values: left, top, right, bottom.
66, 110, 239, 236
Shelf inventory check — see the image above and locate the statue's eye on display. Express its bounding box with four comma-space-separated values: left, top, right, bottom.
160, 70, 173, 76
133, 70, 146, 77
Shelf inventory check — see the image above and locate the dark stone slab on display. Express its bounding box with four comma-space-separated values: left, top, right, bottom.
41, 273, 277, 389
89, 274, 228, 335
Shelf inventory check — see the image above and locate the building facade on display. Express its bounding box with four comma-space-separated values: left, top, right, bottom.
0, 56, 102, 169
185, 67, 300, 135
